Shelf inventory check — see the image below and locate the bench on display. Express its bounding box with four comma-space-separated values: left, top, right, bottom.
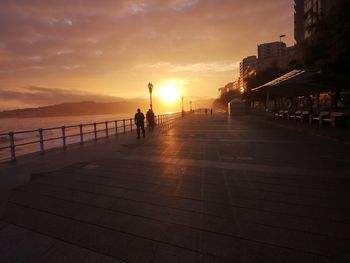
287, 112, 295, 120
274, 110, 281, 119
282, 110, 289, 119
319, 111, 332, 125
309, 111, 330, 125
294, 111, 302, 121
276, 110, 289, 119
330, 112, 347, 127
312, 112, 347, 127
301, 111, 310, 123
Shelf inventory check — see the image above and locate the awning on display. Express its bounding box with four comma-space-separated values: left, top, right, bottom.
250, 70, 332, 97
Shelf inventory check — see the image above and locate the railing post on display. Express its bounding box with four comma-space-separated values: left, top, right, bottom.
115, 121, 118, 136
94, 123, 97, 140
61, 126, 66, 148
79, 124, 84, 144
105, 122, 109, 138
123, 119, 126, 134
39, 128, 44, 153
9, 132, 16, 161
130, 119, 132, 132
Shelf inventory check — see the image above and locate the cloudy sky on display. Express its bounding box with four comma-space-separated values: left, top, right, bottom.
0, 0, 294, 110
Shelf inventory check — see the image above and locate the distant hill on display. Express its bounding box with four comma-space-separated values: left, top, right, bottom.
0, 101, 150, 118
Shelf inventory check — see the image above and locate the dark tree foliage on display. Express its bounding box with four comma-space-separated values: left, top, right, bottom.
213, 89, 241, 110
301, 0, 350, 86
246, 63, 286, 92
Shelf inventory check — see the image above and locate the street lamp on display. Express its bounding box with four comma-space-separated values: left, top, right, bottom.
181, 96, 184, 116
147, 82, 153, 110
279, 34, 286, 43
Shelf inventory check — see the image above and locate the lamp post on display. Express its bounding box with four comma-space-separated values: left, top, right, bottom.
278, 34, 286, 71
190, 101, 192, 113
181, 96, 184, 116
279, 34, 286, 42
147, 82, 153, 110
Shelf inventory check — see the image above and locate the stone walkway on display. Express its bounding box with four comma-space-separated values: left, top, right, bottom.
1, 114, 350, 262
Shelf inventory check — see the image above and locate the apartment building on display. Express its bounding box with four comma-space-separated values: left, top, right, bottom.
294, 0, 338, 44
258, 42, 287, 59
239, 56, 257, 93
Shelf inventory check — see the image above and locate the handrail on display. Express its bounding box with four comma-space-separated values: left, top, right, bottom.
0, 112, 183, 162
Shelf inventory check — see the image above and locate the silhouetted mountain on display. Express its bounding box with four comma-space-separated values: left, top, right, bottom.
0, 100, 150, 118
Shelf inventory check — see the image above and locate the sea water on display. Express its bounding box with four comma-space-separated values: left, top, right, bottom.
0, 113, 134, 161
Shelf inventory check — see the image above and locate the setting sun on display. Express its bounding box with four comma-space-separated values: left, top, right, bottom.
158, 84, 181, 104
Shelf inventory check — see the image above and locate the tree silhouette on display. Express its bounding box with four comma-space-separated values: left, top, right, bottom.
213, 89, 241, 110
246, 62, 285, 92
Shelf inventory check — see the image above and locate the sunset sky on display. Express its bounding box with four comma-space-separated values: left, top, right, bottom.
0, 0, 294, 110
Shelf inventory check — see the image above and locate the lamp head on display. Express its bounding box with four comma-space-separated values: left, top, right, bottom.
148, 82, 153, 93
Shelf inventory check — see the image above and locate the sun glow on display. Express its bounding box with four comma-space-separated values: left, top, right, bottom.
158, 83, 181, 104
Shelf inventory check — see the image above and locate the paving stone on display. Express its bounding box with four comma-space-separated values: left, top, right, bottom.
100, 211, 165, 240
2, 114, 350, 262
73, 206, 105, 224
39, 241, 88, 263
84, 251, 126, 263
200, 231, 248, 261
90, 195, 118, 209
161, 224, 201, 251
153, 244, 201, 263
11, 190, 81, 218
0, 224, 55, 263
167, 208, 201, 227
0, 220, 8, 230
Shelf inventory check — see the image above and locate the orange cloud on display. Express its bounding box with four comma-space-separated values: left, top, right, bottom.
0, 0, 294, 110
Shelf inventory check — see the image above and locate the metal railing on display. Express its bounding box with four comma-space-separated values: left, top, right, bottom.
0, 112, 182, 162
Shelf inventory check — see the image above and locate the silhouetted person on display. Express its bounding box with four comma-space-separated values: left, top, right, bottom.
146, 109, 155, 130
134, 108, 145, 139
205, 108, 208, 115
210, 108, 213, 115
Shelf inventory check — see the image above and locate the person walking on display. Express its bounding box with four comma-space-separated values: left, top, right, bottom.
134, 108, 145, 139
146, 109, 155, 131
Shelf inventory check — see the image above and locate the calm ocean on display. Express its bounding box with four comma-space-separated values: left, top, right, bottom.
0, 113, 135, 133
0, 113, 134, 161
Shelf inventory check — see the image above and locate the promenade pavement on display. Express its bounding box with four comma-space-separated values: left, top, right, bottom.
1, 114, 350, 262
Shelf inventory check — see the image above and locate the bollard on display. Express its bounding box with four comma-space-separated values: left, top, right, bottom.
105, 122, 109, 138
39, 128, 44, 153
115, 121, 118, 136
79, 124, 84, 144
94, 123, 97, 140
130, 119, 132, 132
62, 126, 66, 148
9, 132, 16, 161
123, 119, 126, 134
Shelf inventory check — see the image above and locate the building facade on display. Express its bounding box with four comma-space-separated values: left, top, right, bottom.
258, 42, 287, 59
294, 0, 305, 44
239, 56, 257, 93
294, 0, 338, 44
